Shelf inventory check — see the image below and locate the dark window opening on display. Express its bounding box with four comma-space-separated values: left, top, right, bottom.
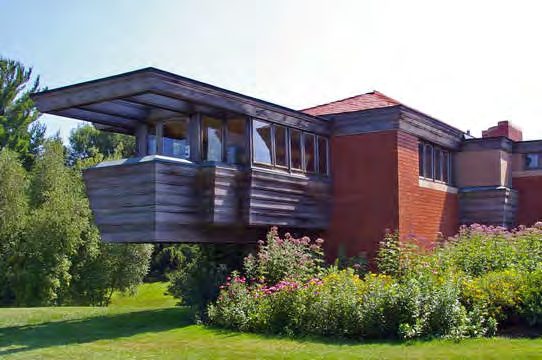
525, 153, 542, 170
318, 136, 328, 175
419, 140, 453, 185
290, 129, 302, 170
275, 125, 288, 167
226, 117, 247, 165
303, 133, 316, 173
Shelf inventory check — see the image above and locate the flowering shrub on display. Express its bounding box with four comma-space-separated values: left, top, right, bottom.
207, 225, 542, 340
243, 226, 324, 285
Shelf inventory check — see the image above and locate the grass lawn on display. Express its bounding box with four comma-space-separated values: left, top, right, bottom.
1, 283, 541, 359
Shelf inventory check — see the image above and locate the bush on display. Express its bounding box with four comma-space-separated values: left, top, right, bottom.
244, 226, 324, 285
208, 225, 542, 340
168, 244, 248, 317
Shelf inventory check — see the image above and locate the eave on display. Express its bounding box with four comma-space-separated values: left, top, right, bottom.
31, 67, 330, 135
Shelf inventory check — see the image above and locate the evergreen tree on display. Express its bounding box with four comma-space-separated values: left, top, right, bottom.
0, 57, 43, 168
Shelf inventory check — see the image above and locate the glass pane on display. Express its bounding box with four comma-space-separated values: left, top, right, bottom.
226, 117, 246, 165
442, 151, 450, 183
304, 133, 316, 172
252, 119, 272, 164
290, 130, 302, 169
318, 136, 328, 175
526, 153, 539, 169
147, 134, 156, 155
275, 125, 287, 167
163, 119, 190, 159
202, 116, 223, 162
418, 142, 424, 176
434, 148, 443, 181
424, 144, 433, 179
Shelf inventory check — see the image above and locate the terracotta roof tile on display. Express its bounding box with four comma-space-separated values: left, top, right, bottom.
301, 91, 401, 116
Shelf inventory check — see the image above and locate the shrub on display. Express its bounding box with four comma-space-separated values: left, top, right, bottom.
208, 224, 542, 340
519, 268, 542, 326
244, 226, 324, 285
168, 244, 248, 316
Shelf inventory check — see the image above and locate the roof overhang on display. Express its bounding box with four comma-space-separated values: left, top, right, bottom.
32, 67, 330, 135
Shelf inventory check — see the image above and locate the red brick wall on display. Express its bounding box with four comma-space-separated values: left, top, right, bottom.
397, 131, 459, 247
514, 176, 542, 226
327, 130, 459, 262
326, 131, 399, 260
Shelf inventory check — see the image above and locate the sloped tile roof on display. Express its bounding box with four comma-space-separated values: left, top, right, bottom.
301, 91, 401, 116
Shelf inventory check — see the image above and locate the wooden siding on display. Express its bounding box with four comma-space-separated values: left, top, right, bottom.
246, 168, 331, 229
84, 158, 201, 243
84, 157, 329, 242
458, 187, 518, 228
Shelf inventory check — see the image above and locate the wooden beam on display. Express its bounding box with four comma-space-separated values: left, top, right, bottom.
80, 100, 149, 121
52, 108, 139, 129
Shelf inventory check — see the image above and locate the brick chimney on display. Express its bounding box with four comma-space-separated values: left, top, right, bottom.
482, 121, 523, 142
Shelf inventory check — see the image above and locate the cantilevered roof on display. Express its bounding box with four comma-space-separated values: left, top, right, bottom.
32, 67, 330, 134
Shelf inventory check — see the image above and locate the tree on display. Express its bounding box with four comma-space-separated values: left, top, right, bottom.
10, 140, 91, 305
68, 124, 135, 165
0, 57, 43, 168
0, 149, 28, 303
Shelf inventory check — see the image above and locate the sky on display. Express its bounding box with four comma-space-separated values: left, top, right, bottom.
2, 0, 542, 141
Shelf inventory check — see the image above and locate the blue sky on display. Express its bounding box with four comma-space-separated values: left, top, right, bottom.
2, 0, 542, 140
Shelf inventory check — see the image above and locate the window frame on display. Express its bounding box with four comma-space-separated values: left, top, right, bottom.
525, 153, 542, 170
250, 118, 329, 177
201, 115, 226, 163
419, 140, 453, 185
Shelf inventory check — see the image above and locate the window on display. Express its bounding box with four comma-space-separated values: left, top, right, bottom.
525, 153, 542, 169
442, 151, 450, 183
419, 140, 453, 185
163, 119, 190, 159
423, 144, 433, 179
434, 148, 443, 181
275, 125, 288, 167
252, 119, 273, 164
251, 119, 329, 176
202, 116, 224, 162
304, 133, 316, 172
317, 136, 328, 175
290, 130, 302, 170
147, 134, 157, 155
226, 117, 247, 165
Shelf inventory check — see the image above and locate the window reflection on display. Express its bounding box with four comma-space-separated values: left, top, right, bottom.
253, 120, 272, 164
318, 136, 328, 175
423, 144, 433, 179
202, 116, 223, 162
226, 117, 246, 165
163, 119, 190, 159
275, 125, 287, 167
290, 129, 302, 170
304, 133, 316, 172
526, 153, 541, 169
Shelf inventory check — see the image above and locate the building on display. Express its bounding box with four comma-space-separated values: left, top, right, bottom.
32, 68, 542, 260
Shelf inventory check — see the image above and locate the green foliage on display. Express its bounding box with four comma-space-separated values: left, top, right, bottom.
68, 124, 135, 165
209, 224, 542, 340
0, 149, 28, 304
168, 244, 248, 315
244, 226, 325, 285
0, 57, 43, 168
0, 140, 151, 306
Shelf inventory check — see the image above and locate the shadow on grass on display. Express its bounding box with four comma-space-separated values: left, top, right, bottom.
0, 307, 191, 356
203, 325, 415, 347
